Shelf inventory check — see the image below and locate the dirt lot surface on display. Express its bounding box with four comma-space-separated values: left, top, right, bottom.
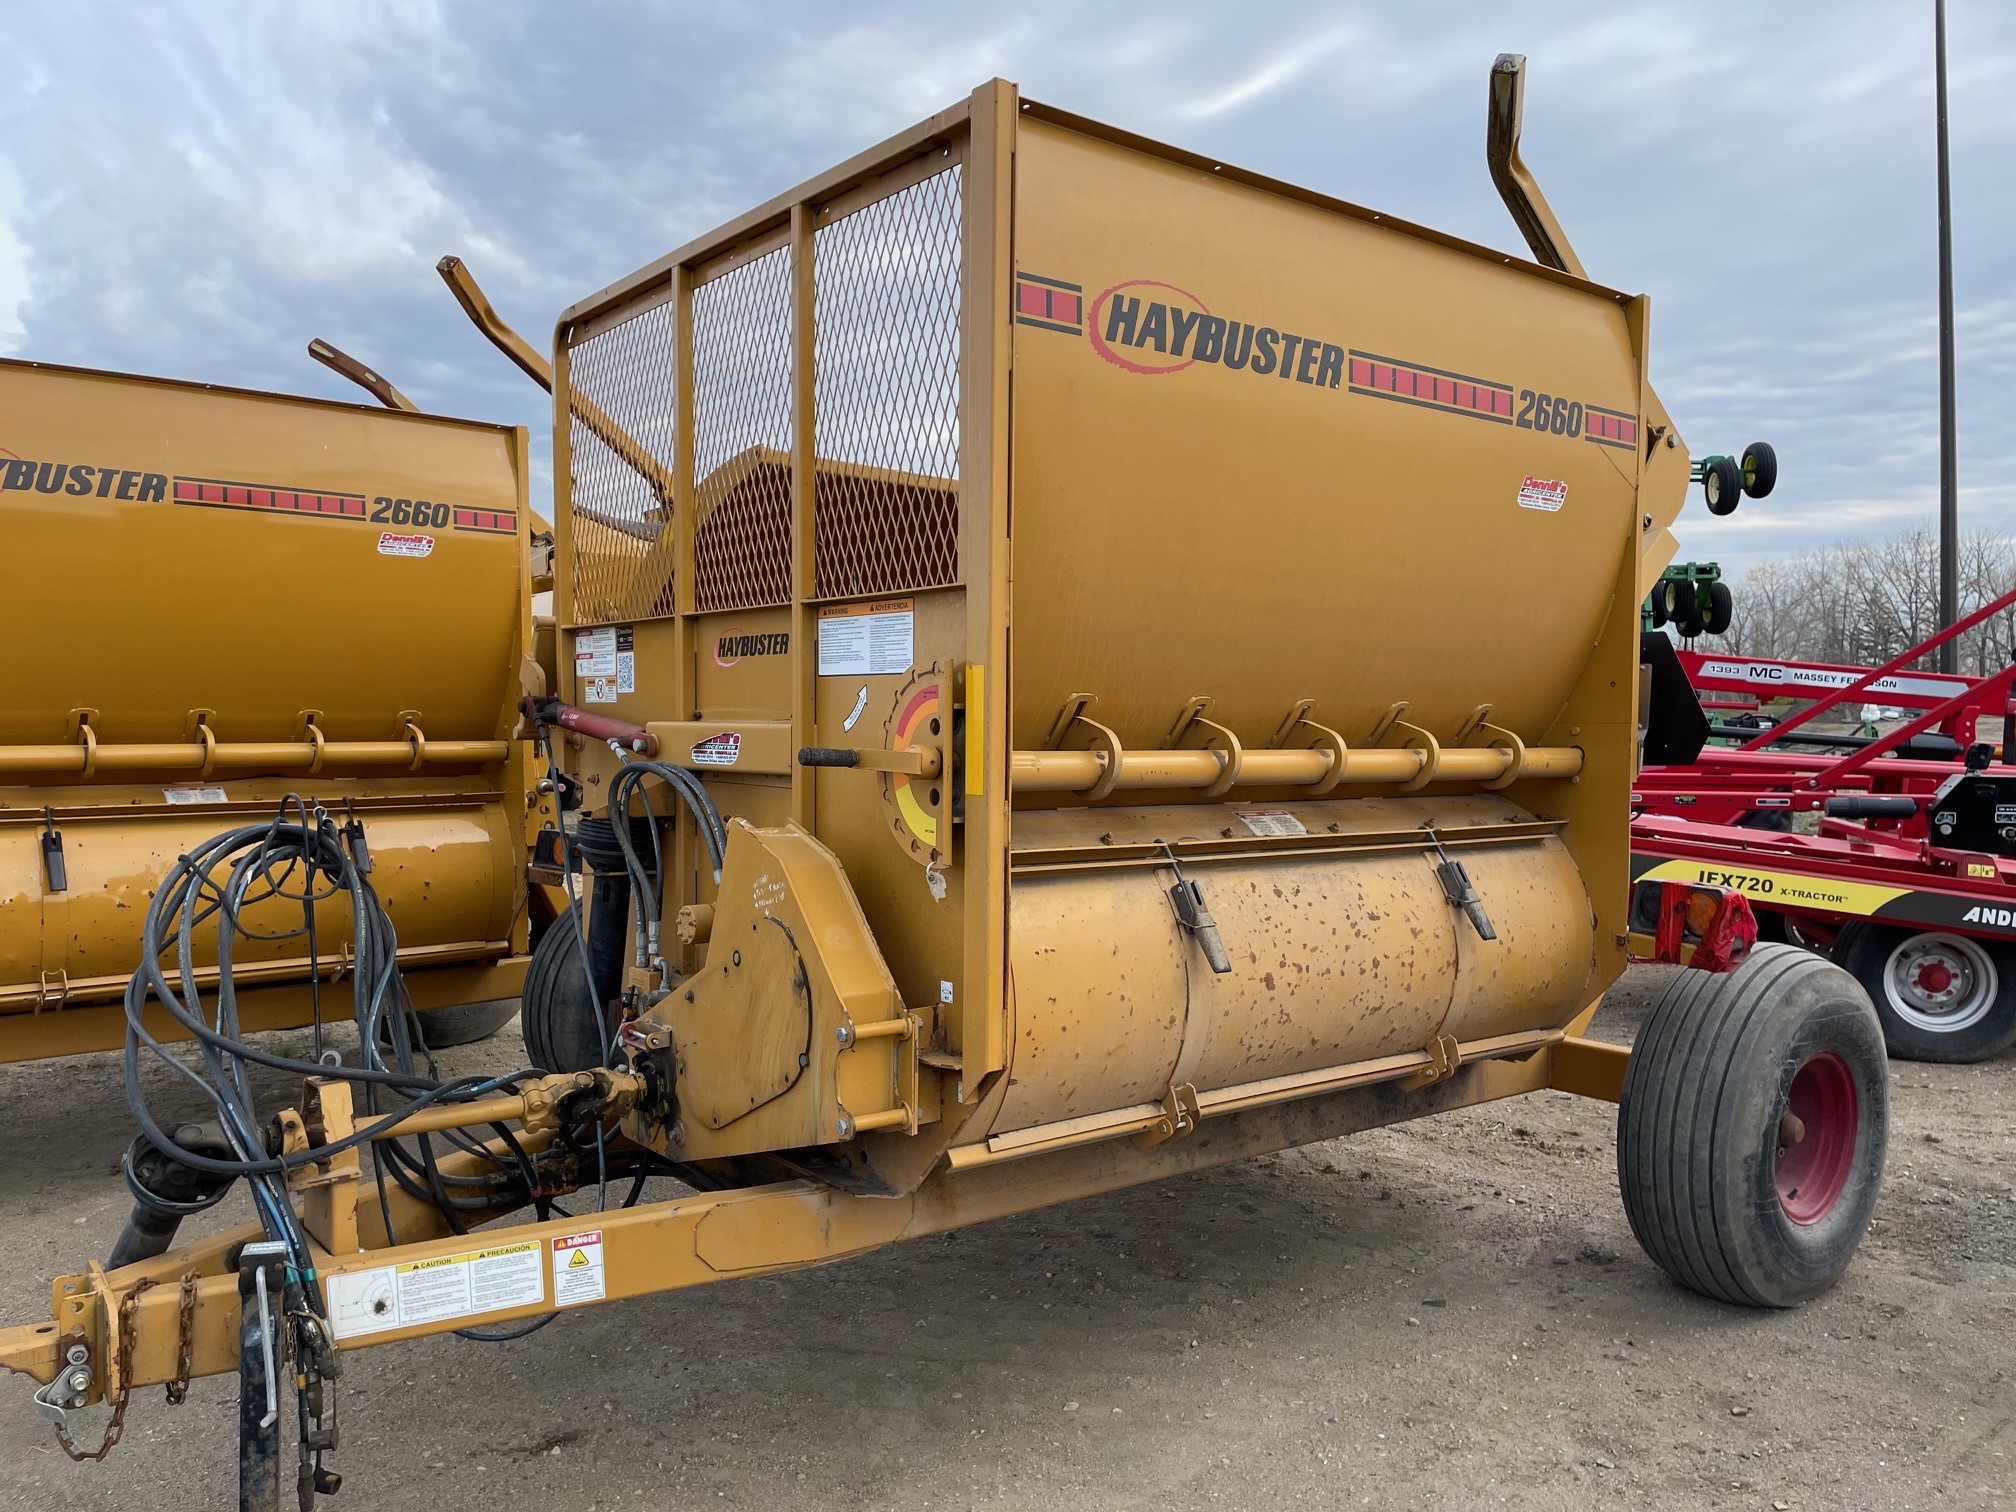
0, 967, 2009, 1512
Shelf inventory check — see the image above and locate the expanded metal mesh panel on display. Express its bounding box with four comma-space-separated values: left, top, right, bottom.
565, 299, 678, 625
691, 246, 796, 613
812, 162, 963, 600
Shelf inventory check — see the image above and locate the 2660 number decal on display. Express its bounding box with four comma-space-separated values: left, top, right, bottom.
1515, 391, 1583, 438
371, 496, 452, 527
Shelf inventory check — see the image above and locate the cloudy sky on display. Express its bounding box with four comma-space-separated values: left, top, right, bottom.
1, 1, 2008, 575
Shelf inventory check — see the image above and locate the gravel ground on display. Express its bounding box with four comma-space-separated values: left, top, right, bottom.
0, 966, 2009, 1512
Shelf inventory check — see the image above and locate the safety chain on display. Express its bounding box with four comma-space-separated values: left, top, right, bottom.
165, 1270, 200, 1407
53, 1276, 158, 1463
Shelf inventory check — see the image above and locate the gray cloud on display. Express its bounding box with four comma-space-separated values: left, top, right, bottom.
2, 1, 2009, 570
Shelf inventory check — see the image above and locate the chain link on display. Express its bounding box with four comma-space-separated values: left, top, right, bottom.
165, 1270, 199, 1407
53, 1275, 157, 1463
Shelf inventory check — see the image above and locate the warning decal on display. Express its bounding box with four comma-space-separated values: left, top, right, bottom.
1238, 810, 1307, 837
691, 732, 741, 767
326, 1238, 544, 1340
552, 1230, 606, 1307
817, 599, 914, 677
1517, 477, 1567, 513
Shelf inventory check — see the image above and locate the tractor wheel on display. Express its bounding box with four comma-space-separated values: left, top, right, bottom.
520, 904, 616, 1073
1702, 579, 1734, 635
1833, 922, 2016, 1062
1648, 588, 1669, 628
1741, 441, 1778, 498
1673, 587, 1705, 639
1704, 456, 1744, 515
1618, 943, 1888, 1307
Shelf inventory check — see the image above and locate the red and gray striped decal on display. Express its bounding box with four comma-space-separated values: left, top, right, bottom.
453, 506, 517, 534
1584, 404, 1638, 451
172, 476, 366, 519
1014, 272, 1084, 336
1347, 351, 1512, 424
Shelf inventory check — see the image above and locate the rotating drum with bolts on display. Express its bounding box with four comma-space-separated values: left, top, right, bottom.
1832, 922, 2016, 1062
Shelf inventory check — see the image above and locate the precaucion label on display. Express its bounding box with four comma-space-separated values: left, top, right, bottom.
326, 1239, 544, 1340
1238, 810, 1307, 837
817, 598, 913, 677
1517, 476, 1567, 513
552, 1230, 607, 1307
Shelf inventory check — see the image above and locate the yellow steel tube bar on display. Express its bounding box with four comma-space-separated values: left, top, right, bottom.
1008, 743, 1580, 794
0, 739, 509, 775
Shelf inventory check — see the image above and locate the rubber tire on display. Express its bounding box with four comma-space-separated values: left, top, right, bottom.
1702, 579, 1733, 635
1741, 441, 1778, 499
1618, 943, 1888, 1307
1647, 588, 1669, 629
1704, 456, 1743, 515
520, 904, 617, 1073
1833, 921, 2016, 1063
402, 998, 519, 1049
1653, 578, 1687, 621
1673, 602, 1705, 640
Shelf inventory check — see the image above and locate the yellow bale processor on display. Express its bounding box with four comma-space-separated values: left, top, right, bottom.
0, 359, 544, 1060
0, 60, 1889, 1509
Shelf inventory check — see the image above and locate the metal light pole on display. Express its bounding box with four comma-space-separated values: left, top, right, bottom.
1936, 0, 1959, 671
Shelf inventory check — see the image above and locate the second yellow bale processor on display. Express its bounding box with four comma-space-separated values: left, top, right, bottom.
0, 359, 544, 1059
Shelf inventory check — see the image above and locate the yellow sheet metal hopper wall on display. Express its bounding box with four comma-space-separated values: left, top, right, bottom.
0, 359, 537, 1058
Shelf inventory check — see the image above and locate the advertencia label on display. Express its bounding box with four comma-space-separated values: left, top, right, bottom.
326, 1239, 544, 1340
552, 1230, 606, 1307
817, 599, 914, 677
1517, 477, 1567, 513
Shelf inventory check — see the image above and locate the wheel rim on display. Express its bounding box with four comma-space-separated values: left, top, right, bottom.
1882, 931, 1997, 1033
1774, 1051, 1858, 1225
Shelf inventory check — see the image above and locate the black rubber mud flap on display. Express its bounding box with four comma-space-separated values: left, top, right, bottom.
1640, 631, 1710, 765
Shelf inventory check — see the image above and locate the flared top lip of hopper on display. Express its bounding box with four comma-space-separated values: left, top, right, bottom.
0, 353, 518, 435
557, 79, 1634, 333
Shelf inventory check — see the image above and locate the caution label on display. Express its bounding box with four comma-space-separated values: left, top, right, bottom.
326, 1238, 544, 1340
552, 1229, 606, 1307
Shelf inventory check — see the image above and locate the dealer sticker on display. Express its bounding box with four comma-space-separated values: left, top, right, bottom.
691, 732, 741, 767
1517, 476, 1567, 513
377, 531, 436, 557
552, 1230, 606, 1307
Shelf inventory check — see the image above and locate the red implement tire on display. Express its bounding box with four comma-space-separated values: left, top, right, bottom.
1618, 944, 1888, 1307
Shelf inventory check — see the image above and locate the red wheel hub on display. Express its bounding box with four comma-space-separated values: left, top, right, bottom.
1912, 959, 1955, 997
1775, 1051, 1858, 1225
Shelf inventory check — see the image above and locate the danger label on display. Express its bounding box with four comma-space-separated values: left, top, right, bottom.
691, 732, 741, 767
817, 598, 914, 677
1517, 476, 1567, 513
376, 531, 436, 557
325, 1239, 544, 1340
552, 1230, 606, 1307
